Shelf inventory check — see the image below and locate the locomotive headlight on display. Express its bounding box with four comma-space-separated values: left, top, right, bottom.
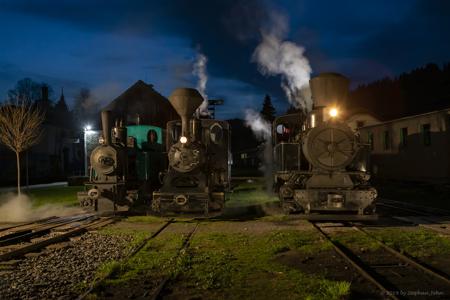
329, 108, 338, 118
180, 136, 188, 144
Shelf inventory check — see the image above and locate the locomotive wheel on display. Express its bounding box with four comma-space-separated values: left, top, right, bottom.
281, 199, 302, 214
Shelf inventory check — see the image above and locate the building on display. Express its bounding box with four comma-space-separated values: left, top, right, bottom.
359, 108, 450, 183
102, 80, 179, 128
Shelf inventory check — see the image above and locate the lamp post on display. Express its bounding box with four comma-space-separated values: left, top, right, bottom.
83, 125, 93, 177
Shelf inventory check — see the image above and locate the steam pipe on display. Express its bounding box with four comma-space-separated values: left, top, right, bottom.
101, 110, 111, 145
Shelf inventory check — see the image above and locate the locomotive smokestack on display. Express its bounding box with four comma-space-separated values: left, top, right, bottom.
101, 110, 111, 145
169, 88, 203, 143
310, 73, 350, 108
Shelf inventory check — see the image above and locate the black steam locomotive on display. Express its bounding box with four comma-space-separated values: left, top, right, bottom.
273, 73, 377, 216
78, 110, 166, 213
152, 88, 231, 216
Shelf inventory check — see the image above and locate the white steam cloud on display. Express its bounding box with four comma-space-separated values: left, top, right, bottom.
244, 109, 273, 192
193, 52, 209, 116
244, 109, 271, 139
0, 193, 83, 222
252, 12, 313, 112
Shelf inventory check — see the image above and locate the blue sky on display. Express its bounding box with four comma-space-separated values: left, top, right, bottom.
0, 0, 449, 119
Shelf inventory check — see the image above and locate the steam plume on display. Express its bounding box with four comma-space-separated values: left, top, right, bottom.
193, 52, 209, 116
244, 109, 273, 191
0, 193, 83, 222
252, 12, 313, 111
244, 109, 271, 139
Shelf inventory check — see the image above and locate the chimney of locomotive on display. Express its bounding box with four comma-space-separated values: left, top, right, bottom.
101, 110, 112, 145
169, 88, 203, 144
309, 73, 349, 123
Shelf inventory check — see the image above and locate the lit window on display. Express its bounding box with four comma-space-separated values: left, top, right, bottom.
311, 114, 316, 128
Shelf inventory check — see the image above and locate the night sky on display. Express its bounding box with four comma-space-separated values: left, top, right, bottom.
1, 0, 449, 119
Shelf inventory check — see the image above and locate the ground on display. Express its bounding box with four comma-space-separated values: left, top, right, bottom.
1, 180, 449, 299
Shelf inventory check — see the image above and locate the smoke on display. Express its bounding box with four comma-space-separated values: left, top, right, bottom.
252, 12, 313, 112
0, 193, 83, 222
244, 109, 273, 192
244, 109, 271, 139
192, 52, 209, 116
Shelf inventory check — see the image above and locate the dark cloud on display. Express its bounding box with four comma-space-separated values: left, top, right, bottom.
1, 0, 449, 114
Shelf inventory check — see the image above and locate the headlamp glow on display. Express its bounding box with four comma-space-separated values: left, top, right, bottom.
180, 136, 188, 144
329, 108, 338, 118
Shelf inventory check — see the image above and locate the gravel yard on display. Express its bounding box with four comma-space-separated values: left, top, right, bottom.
0, 231, 134, 300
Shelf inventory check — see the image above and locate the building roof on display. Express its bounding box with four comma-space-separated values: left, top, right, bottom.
103, 80, 179, 128
361, 107, 450, 128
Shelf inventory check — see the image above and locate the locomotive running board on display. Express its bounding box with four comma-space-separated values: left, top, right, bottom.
290, 214, 378, 222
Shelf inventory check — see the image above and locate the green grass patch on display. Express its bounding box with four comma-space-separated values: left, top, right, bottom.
228, 179, 278, 208
332, 230, 381, 252
101, 232, 186, 286
125, 215, 167, 223
91, 227, 347, 299
25, 186, 83, 207
372, 228, 450, 258
177, 230, 346, 299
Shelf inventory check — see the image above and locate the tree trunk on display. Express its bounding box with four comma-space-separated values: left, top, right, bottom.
16, 151, 21, 196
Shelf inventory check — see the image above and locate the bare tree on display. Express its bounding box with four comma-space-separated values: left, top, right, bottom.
0, 102, 44, 195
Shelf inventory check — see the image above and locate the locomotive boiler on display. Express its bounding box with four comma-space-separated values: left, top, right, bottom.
273, 73, 377, 215
152, 88, 231, 216
78, 110, 165, 213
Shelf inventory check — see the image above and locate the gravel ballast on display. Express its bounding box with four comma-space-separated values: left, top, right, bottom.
0, 231, 134, 299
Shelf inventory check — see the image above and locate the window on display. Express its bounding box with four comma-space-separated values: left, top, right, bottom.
383, 130, 390, 150
400, 127, 408, 147
422, 124, 431, 146
356, 121, 365, 128
240, 153, 248, 159
368, 132, 374, 150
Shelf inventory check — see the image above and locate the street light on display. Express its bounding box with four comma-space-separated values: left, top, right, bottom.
83, 124, 94, 177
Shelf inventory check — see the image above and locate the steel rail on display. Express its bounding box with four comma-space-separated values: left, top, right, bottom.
0, 214, 96, 247
379, 198, 450, 216
77, 218, 174, 300
377, 203, 436, 217
150, 222, 200, 300
0, 217, 114, 262
309, 221, 400, 300
0, 216, 58, 234
351, 224, 450, 285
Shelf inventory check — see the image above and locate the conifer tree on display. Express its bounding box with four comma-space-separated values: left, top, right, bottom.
260, 94, 276, 122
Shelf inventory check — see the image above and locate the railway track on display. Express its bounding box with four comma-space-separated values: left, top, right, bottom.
149, 222, 199, 300
309, 221, 450, 300
377, 198, 450, 235
77, 218, 175, 300
0, 214, 115, 263
78, 219, 200, 300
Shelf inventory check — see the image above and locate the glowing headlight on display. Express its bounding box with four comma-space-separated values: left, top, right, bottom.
180, 136, 188, 144
329, 108, 338, 118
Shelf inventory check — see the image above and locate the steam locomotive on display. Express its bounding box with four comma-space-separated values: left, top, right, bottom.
273, 73, 377, 216
78, 88, 230, 216
77, 110, 166, 212
152, 88, 231, 216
